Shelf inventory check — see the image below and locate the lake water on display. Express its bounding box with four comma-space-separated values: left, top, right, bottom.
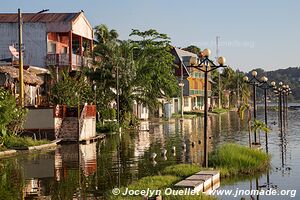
0, 107, 299, 199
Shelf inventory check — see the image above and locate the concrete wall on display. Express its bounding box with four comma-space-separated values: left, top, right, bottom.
183, 96, 192, 112
58, 117, 79, 141
0, 23, 47, 67
79, 118, 96, 141
24, 108, 54, 129
133, 102, 149, 120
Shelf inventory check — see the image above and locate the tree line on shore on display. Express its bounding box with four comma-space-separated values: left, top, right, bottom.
1, 24, 254, 141
51, 24, 253, 126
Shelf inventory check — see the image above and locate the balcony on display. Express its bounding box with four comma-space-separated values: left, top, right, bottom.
189, 89, 212, 96
46, 53, 92, 69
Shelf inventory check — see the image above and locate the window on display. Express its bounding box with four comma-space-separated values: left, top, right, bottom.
61, 47, 68, 54
47, 42, 56, 53
184, 97, 189, 107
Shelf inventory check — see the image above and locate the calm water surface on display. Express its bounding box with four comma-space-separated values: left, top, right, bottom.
0, 107, 299, 199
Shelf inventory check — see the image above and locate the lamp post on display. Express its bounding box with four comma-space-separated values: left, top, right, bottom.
243, 70, 261, 145
257, 76, 275, 153
191, 48, 226, 167
282, 85, 291, 126
273, 82, 284, 129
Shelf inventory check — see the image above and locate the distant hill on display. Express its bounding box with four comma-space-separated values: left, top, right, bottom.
248, 67, 300, 101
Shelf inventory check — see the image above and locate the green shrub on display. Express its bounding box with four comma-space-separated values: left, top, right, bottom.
96, 121, 118, 133
128, 175, 179, 190
162, 164, 201, 178
108, 175, 180, 200
209, 143, 270, 177
2, 135, 49, 149
108, 174, 215, 200
0, 88, 27, 136
211, 108, 228, 114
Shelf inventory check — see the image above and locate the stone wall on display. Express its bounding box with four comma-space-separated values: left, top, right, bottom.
57, 117, 79, 141
55, 105, 96, 141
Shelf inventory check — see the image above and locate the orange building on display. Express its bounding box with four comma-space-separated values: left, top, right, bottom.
172, 47, 213, 111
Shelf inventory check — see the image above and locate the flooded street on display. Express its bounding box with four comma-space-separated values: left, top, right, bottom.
0, 108, 299, 199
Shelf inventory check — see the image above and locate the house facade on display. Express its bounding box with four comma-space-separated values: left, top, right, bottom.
171, 47, 213, 112
0, 11, 94, 107
0, 11, 93, 70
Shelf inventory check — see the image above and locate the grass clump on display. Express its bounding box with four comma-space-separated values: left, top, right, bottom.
108, 175, 180, 200
96, 121, 118, 133
209, 143, 270, 177
2, 136, 49, 150
163, 194, 216, 200
128, 175, 179, 190
172, 114, 197, 119
211, 108, 228, 114
162, 164, 201, 178
108, 175, 215, 200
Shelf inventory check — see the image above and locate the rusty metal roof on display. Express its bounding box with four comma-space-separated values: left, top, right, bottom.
0, 12, 81, 23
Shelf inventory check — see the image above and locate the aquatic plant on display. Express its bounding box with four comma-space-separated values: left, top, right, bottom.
209, 143, 270, 177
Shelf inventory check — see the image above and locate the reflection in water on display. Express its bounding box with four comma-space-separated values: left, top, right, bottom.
0, 109, 299, 199
0, 143, 98, 199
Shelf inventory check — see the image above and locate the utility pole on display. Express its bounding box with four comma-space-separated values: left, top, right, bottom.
216, 36, 221, 109
18, 8, 24, 107
180, 60, 184, 118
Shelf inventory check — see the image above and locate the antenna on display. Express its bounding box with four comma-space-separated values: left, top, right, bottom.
215, 36, 220, 61
216, 36, 221, 109
9, 45, 19, 59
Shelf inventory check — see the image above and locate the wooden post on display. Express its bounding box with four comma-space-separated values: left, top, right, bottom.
69, 31, 73, 70
79, 36, 83, 56
18, 8, 24, 107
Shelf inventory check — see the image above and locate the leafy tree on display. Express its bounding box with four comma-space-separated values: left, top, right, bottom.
130, 29, 179, 110
182, 45, 201, 55
94, 24, 119, 44
50, 70, 93, 107
220, 67, 250, 108
90, 27, 179, 124
0, 88, 27, 138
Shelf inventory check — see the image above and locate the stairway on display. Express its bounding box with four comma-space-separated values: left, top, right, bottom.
58, 117, 79, 141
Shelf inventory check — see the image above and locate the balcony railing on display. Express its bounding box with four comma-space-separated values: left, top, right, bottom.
189, 89, 212, 96
46, 53, 92, 68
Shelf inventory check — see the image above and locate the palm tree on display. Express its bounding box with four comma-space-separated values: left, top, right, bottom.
94, 24, 119, 44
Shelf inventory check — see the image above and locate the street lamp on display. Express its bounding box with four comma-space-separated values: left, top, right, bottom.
257, 76, 275, 152
243, 70, 261, 145
282, 85, 291, 123
191, 48, 226, 167
272, 82, 286, 129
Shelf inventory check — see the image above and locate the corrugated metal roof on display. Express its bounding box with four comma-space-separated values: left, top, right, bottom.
174, 47, 198, 58
0, 12, 80, 23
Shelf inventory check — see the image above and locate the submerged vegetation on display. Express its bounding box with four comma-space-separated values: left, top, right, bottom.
209, 143, 270, 177
0, 88, 48, 151
211, 108, 229, 114
1, 135, 49, 150
108, 175, 215, 200
162, 164, 201, 178
108, 143, 270, 200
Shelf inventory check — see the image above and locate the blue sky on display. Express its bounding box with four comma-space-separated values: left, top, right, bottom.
2, 0, 300, 72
